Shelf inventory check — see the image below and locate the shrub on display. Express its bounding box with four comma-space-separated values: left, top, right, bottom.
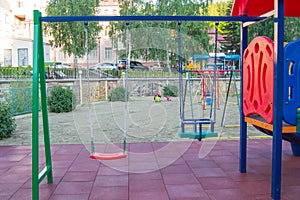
108, 86, 128, 102
163, 84, 178, 97
48, 86, 76, 113
0, 103, 16, 139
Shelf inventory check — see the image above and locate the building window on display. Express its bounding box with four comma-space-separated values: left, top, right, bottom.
5, 14, 9, 24
89, 50, 97, 59
59, 50, 66, 60
17, 1, 24, 8
4, 49, 12, 66
18, 48, 28, 66
105, 48, 112, 59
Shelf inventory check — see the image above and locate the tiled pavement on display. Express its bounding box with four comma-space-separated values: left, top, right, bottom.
1, 139, 300, 200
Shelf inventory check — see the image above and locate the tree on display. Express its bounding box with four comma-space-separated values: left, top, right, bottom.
218, 0, 240, 54
44, 0, 102, 67
109, 0, 212, 66
284, 18, 300, 42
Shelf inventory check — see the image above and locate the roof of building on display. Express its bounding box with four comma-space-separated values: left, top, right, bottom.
231, 0, 299, 17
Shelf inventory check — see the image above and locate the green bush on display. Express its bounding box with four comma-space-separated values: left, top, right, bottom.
108, 86, 128, 102
0, 103, 16, 139
163, 84, 178, 97
48, 86, 76, 113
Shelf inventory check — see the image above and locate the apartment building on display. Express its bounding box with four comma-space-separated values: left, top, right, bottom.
0, 0, 120, 68
0, 0, 50, 67
94, 0, 120, 66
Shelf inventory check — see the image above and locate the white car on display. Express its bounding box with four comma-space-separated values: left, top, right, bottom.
55, 63, 71, 68
90, 63, 117, 70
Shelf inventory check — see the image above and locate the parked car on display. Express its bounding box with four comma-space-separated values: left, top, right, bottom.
90, 62, 117, 70
47, 62, 71, 69
118, 60, 148, 71
53, 70, 67, 79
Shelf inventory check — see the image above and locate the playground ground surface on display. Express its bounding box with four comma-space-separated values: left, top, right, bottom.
1, 140, 300, 199
1, 96, 300, 199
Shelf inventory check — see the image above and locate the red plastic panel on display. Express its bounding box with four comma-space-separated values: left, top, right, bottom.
243, 36, 274, 123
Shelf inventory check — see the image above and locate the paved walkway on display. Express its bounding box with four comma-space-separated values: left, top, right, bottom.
1, 139, 300, 199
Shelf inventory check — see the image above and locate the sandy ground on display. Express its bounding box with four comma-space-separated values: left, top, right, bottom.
0, 96, 267, 147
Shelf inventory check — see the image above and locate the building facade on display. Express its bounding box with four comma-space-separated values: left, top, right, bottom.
0, 0, 119, 68
0, 0, 51, 67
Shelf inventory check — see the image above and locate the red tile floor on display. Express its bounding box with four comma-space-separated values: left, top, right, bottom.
1, 139, 300, 200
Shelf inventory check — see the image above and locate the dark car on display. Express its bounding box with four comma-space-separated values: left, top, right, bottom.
118, 60, 148, 71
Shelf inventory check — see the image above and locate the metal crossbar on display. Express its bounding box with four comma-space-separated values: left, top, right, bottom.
40, 15, 265, 23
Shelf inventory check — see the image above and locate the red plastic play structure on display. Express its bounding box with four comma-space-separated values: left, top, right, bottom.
232, 0, 300, 199
243, 36, 300, 153
243, 36, 274, 124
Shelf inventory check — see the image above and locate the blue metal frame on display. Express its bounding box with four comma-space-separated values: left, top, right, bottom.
272, 0, 284, 199
239, 1, 285, 199
40, 15, 265, 23
240, 24, 248, 173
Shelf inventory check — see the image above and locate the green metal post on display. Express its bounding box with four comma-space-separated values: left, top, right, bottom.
220, 69, 233, 127
32, 10, 41, 200
32, 10, 53, 200
38, 9, 53, 184
232, 70, 240, 109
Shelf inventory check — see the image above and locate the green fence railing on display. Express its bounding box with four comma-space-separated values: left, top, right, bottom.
0, 85, 80, 116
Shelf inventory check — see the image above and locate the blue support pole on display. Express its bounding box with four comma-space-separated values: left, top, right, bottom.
178, 21, 184, 122
240, 23, 248, 173
272, 0, 284, 199
210, 22, 218, 132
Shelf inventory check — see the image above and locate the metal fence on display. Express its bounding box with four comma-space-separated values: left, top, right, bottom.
0, 85, 80, 116
0, 67, 179, 79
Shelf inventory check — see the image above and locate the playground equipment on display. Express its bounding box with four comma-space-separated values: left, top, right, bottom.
32, 9, 276, 200
220, 68, 240, 127
179, 22, 220, 140
242, 36, 300, 155
85, 22, 128, 161
232, 0, 300, 199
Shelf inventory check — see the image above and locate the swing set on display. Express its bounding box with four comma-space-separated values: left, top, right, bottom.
32, 10, 267, 200
178, 22, 220, 140
86, 22, 128, 161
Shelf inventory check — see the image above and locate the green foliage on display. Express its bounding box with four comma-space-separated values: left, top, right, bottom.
0, 103, 16, 140
110, 0, 212, 62
285, 18, 300, 41
48, 86, 76, 113
163, 85, 178, 97
44, 0, 102, 58
108, 86, 128, 102
218, 0, 240, 54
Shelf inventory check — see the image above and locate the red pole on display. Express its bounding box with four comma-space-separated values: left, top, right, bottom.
217, 72, 220, 109
202, 72, 206, 110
